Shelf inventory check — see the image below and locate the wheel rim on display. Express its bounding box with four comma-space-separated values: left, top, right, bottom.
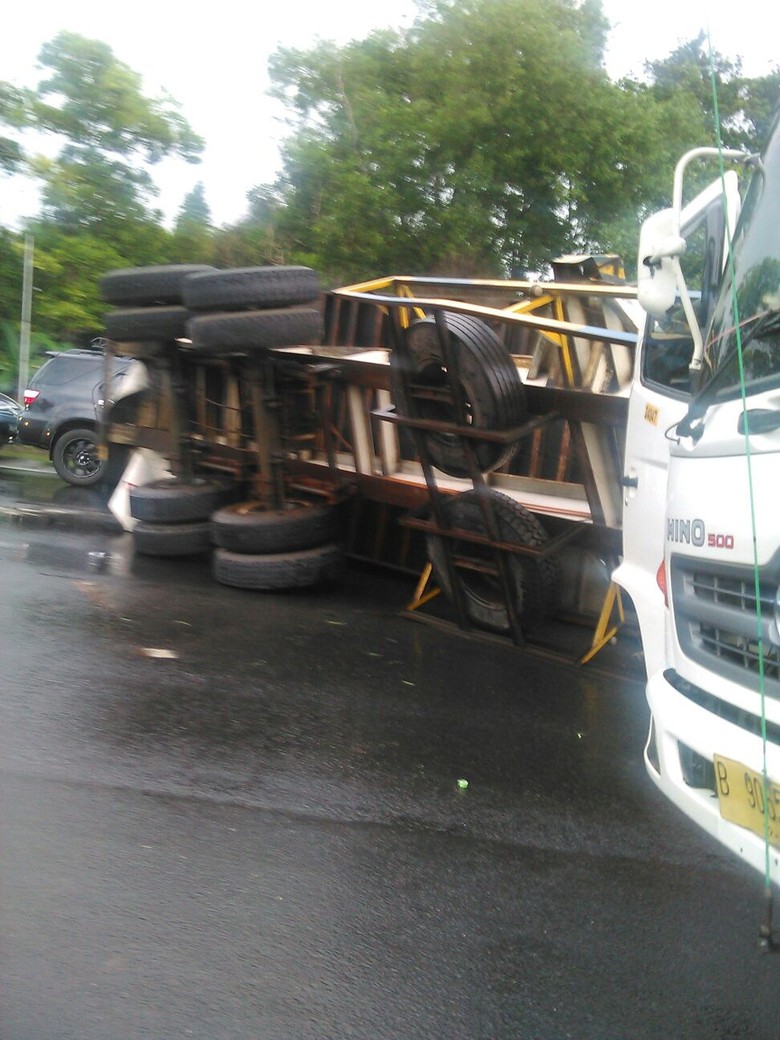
63, 437, 100, 478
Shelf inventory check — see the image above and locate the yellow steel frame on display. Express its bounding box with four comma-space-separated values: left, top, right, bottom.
580, 582, 625, 664
330, 266, 638, 661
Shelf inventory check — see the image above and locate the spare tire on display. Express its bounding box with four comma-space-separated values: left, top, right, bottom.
100, 265, 214, 306
391, 313, 526, 477
183, 266, 320, 311
426, 489, 559, 633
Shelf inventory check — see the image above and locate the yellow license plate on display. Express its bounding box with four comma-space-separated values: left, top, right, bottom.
714, 755, 780, 848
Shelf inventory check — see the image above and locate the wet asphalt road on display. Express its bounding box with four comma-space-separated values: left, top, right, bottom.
1, 459, 778, 1039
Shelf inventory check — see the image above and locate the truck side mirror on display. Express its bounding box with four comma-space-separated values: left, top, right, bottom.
637, 209, 686, 319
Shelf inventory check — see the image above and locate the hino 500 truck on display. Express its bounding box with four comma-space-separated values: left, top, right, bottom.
617, 117, 780, 896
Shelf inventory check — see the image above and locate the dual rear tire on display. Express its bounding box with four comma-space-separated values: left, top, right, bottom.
128, 477, 342, 592
102, 264, 323, 358
129, 477, 236, 558
210, 498, 342, 591
107, 264, 337, 588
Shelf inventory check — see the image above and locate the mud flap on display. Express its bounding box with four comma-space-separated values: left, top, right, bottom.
108, 448, 172, 531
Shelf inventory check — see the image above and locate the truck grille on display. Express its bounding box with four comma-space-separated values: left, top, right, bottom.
671, 556, 780, 702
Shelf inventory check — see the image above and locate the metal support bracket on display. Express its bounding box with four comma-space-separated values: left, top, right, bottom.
580, 581, 625, 664
405, 562, 442, 612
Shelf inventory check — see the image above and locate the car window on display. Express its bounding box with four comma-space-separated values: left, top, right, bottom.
31, 357, 95, 387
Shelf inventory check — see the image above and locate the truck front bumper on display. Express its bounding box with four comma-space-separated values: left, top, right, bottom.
645, 667, 780, 886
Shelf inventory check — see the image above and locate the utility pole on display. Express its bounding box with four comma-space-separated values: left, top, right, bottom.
17, 234, 34, 403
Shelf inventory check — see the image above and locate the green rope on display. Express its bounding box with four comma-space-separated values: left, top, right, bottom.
706, 30, 774, 939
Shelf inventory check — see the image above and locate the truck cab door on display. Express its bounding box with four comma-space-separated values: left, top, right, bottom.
615, 170, 741, 676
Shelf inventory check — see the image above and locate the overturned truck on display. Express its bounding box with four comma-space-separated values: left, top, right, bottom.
99, 256, 640, 654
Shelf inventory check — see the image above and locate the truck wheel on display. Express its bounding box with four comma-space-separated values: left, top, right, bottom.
187, 308, 323, 355
52, 428, 105, 486
391, 313, 526, 477
213, 543, 343, 590
130, 477, 236, 523
426, 489, 559, 633
133, 520, 212, 557
183, 266, 320, 311
104, 306, 191, 343
210, 498, 339, 553
100, 265, 214, 306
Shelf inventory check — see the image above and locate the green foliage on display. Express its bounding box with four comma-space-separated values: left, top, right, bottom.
0, 13, 778, 342
205, 186, 301, 269
260, 0, 633, 277
177, 182, 212, 226
34, 33, 203, 162
170, 183, 216, 264
0, 33, 207, 343
0, 319, 71, 393
28, 231, 124, 338
253, 0, 779, 281
0, 228, 24, 323
0, 320, 19, 392
644, 35, 780, 149
0, 82, 27, 173
30, 32, 203, 232
24, 219, 176, 342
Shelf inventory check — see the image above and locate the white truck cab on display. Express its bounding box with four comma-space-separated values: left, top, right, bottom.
618, 124, 780, 889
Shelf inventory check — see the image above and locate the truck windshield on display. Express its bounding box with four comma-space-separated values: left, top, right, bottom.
701, 113, 780, 403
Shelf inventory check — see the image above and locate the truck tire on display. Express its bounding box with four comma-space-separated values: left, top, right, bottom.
213, 543, 343, 590
104, 306, 191, 343
391, 313, 526, 477
210, 498, 339, 553
187, 308, 323, 355
183, 266, 320, 311
100, 265, 214, 306
133, 520, 212, 557
426, 489, 559, 633
130, 477, 236, 523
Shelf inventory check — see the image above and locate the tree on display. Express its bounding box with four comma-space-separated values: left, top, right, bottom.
29, 225, 161, 341
252, 1, 780, 283
592, 37, 780, 267
261, 1, 602, 276
209, 187, 294, 268
0, 33, 205, 342
170, 182, 215, 264
645, 35, 780, 150
30, 32, 203, 234
0, 83, 26, 174
258, 0, 633, 279
0, 229, 24, 388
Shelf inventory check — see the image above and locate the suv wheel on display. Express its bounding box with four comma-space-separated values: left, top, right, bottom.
52, 428, 105, 486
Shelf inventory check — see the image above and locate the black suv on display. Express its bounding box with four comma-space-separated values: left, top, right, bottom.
19, 348, 144, 485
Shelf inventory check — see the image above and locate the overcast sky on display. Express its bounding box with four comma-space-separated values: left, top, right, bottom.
1, 0, 777, 229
